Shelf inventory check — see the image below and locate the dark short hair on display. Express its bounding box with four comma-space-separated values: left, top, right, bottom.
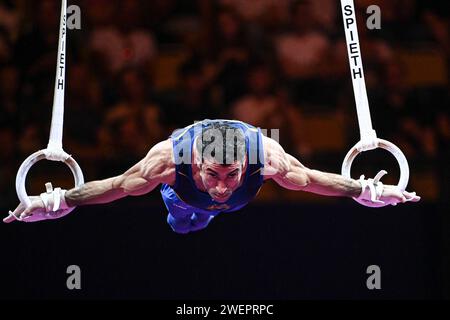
195, 122, 246, 165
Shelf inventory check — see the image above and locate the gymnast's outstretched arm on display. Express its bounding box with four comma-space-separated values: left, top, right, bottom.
4, 140, 175, 223
262, 136, 420, 205
65, 140, 175, 206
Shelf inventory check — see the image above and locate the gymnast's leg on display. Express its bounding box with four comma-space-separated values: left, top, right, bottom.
190, 212, 214, 232
167, 211, 191, 234
167, 211, 214, 234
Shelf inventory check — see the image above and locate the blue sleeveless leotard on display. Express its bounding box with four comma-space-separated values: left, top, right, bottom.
160, 119, 264, 233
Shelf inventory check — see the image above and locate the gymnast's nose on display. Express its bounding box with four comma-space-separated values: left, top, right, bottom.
216, 182, 227, 194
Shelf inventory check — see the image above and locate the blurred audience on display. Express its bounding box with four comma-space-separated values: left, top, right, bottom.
98, 68, 164, 173
87, 0, 157, 75
230, 60, 281, 128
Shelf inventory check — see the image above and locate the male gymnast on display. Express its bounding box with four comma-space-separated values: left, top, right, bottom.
4, 119, 420, 233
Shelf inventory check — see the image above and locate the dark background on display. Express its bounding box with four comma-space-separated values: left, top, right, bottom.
0, 0, 449, 299
0, 200, 443, 299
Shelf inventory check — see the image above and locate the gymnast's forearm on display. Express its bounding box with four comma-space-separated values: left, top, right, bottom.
301, 169, 362, 198
64, 177, 128, 207
275, 152, 362, 198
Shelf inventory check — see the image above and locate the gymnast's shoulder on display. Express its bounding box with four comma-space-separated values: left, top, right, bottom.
140, 139, 176, 185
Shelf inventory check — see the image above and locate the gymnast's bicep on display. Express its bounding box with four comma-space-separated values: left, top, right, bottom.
262, 136, 310, 189
115, 140, 175, 196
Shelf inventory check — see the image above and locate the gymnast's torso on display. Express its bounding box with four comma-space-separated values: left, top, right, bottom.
160, 119, 265, 217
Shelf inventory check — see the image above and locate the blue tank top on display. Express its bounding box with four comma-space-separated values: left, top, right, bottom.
161, 119, 265, 213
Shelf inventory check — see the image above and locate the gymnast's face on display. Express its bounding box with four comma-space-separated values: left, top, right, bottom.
199, 159, 244, 203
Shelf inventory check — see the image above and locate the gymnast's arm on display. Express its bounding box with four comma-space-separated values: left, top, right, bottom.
4, 140, 175, 222
262, 136, 420, 203
65, 139, 175, 206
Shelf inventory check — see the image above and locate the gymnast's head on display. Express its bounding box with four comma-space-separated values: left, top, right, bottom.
195, 122, 247, 203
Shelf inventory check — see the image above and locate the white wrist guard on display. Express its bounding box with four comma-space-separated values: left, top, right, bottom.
37, 182, 74, 220
40, 183, 70, 212
353, 170, 387, 208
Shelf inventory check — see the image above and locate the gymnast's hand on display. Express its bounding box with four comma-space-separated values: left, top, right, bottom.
355, 171, 421, 207
3, 183, 72, 223
378, 184, 420, 206
3, 196, 47, 223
